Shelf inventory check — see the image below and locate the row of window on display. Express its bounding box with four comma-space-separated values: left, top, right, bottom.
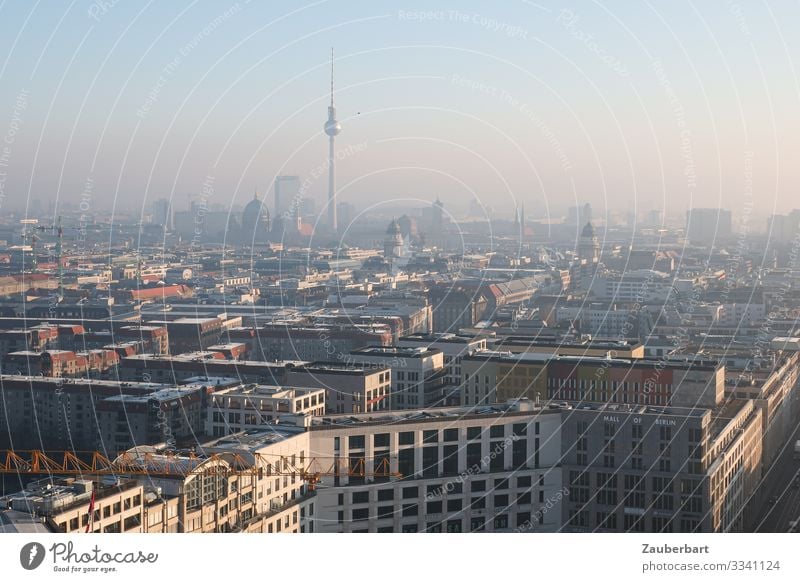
343, 423, 538, 450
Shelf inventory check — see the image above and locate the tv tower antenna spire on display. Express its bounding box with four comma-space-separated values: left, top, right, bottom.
324, 48, 342, 232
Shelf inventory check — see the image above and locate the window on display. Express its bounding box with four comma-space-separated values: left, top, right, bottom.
442, 445, 459, 476
517, 512, 531, 528
512, 438, 527, 468
568, 510, 589, 528
423, 430, 439, 443
513, 423, 528, 436
352, 491, 369, 504
349, 435, 365, 449
446, 519, 463, 533
443, 428, 458, 441
402, 504, 418, 517
426, 501, 442, 514
447, 499, 462, 512
653, 517, 673, 532
466, 443, 482, 470
493, 514, 508, 530
402, 486, 419, 499
490, 444, 504, 471
624, 514, 645, 532
398, 448, 415, 479
377, 505, 394, 519
471, 480, 486, 492
490, 425, 505, 438
399, 431, 415, 445
373, 433, 390, 447
422, 447, 439, 478
470, 517, 485, 532
467, 426, 482, 440
596, 511, 617, 530
517, 476, 532, 488
377, 489, 394, 502
352, 508, 369, 521
494, 494, 509, 508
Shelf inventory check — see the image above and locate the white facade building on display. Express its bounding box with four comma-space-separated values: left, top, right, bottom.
309, 400, 564, 533
347, 346, 446, 409
207, 384, 325, 437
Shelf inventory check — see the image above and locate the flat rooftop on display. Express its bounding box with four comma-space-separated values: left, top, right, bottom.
202, 427, 305, 453
400, 333, 484, 344
289, 361, 386, 375
350, 345, 443, 358
309, 400, 556, 429
103, 385, 202, 403
464, 351, 721, 370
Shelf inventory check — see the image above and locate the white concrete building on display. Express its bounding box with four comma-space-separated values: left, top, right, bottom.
347, 346, 446, 409
207, 384, 325, 437
309, 399, 564, 532
397, 333, 488, 391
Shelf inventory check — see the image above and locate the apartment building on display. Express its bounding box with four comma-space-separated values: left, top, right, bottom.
1, 479, 147, 534
398, 333, 487, 404
285, 361, 391, 414
118, 354, 297, 385
492, 336, 644, 359
347, 346, 446, 409
96, 385, 208, 453
461, 351, 549, 406
253, 324, 393, 362
460, 352, 724, 410
207, 384, 326, 436
0, 375, 225, 450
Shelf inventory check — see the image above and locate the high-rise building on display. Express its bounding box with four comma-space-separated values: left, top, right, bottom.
299, 197, 316, 217
152, 198, 172, 229
685, 208, 732, 242
274, 175, 300, 219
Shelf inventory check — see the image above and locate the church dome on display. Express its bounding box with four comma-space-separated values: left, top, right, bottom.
581, 221, 595, 238
243, 193, 270, 226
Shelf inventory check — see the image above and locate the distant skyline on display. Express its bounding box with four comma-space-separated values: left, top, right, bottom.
2, 1, 800, 222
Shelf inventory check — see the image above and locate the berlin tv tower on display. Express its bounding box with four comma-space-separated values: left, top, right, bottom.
324, 48, 342, 232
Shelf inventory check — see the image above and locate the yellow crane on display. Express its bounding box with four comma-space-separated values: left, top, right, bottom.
0, 449, 400, 491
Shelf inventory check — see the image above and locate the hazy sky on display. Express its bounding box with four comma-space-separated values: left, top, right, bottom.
1, 0, 799, 222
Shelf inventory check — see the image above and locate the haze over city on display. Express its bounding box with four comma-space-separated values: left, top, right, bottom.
2, 2, 800, 578
2, 0, 800, 223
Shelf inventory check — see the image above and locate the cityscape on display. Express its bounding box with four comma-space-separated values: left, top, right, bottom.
1, 1, 799, 554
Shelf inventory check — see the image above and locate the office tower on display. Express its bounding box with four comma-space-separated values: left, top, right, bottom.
685, 208, 732, 242
274, 175, 300, 219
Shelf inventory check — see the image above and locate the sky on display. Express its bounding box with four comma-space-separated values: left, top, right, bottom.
1, 0, 799, 223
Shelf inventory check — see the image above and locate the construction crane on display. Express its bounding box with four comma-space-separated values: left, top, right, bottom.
0, 449, 401, 491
